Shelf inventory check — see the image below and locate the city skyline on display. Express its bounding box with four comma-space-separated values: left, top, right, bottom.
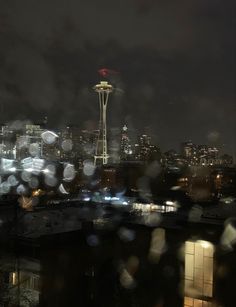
0, 0, 235, 158
0, 120, 233, 168
0, 3, 236, 307
0, 118, 234, 157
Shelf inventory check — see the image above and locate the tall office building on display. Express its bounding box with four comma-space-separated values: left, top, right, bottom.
120, 124, 133, 160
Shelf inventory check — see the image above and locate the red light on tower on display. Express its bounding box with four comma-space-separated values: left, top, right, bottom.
98, 68, 119, 78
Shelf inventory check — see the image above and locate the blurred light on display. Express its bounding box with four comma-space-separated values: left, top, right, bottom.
7, 175, 18, 187
16, 184, 27, 195
44, 164, 56, 176
83, 160, 95, 177
18, 196, 33, 210
0, 182, 11, 194
118, 227, 135, 242
171, 186, 181, 190
196, 240, 213, 249
87, 234, 100, 247
120, 269, 136, 289
25, 168, 33, 173
111, 197, 119, 201
29, 143, 40, 157
166, 200, 174, 206
21, 158, 44, 175
21, 171, 31, 182
179, 177, 188, 182
220, 197, 235, 204
1, 158, 14, 172
32, 189, 42, 197
9, 167, 16, 172
144, 213, 161, 227
63, 163, 76, 182
29, 177, 39, 189
150, 204, 159, 211
220, 220, 236, 251
148, 228, 166, 263
61, 139, 73, 152
18, 136, 29, 148
59, 184, 69, 194
32, 158, 45, 174
45, 176, 58, 187
21, 157, 33, 168
41, 130, 58, 144
12, 272, 17, 285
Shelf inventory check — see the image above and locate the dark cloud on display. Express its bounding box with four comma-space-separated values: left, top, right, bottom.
0, 0, 235, 156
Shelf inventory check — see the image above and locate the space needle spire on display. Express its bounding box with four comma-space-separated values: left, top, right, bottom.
93, 81, 113, 165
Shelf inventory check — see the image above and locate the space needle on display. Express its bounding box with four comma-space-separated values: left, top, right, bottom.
93, 80, 113, 165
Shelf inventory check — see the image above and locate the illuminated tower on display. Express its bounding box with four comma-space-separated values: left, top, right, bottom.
120, 124, 133, 160
94, 81, 113, 165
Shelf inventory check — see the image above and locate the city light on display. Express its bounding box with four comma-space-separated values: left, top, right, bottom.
0, 2, 235, 306
196, 240, 213, 249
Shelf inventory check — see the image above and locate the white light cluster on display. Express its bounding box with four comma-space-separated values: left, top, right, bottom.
41, 130, 59, 144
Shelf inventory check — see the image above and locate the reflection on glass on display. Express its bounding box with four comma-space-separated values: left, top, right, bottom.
184, 240, 215, 307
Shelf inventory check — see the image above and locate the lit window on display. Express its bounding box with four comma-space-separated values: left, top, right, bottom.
184, 240, 214, 305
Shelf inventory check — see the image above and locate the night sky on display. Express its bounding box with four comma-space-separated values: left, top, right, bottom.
0, 0, 235, 155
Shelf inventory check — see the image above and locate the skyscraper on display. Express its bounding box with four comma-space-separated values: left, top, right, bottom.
120, 124, 133, 160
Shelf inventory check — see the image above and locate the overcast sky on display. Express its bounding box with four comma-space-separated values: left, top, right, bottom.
0, 0, 235, 155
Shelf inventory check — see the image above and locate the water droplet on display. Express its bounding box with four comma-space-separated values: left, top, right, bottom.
61, 139, 73, 152
29, 143, 40, 156
63, 164, 76, 182
21, 171, 31, 182
120, 269, 136, 289
45, 175, 58, 187
87, 234, 100, 247
7, 175, 19, 187
17, 184, 27, 195
44, 164, 56, 176
41, 130, 58, 144
83, 160, 95, 177
118, 227, 135, 242
0, 181, 11, 194
29, 177, 39, 189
